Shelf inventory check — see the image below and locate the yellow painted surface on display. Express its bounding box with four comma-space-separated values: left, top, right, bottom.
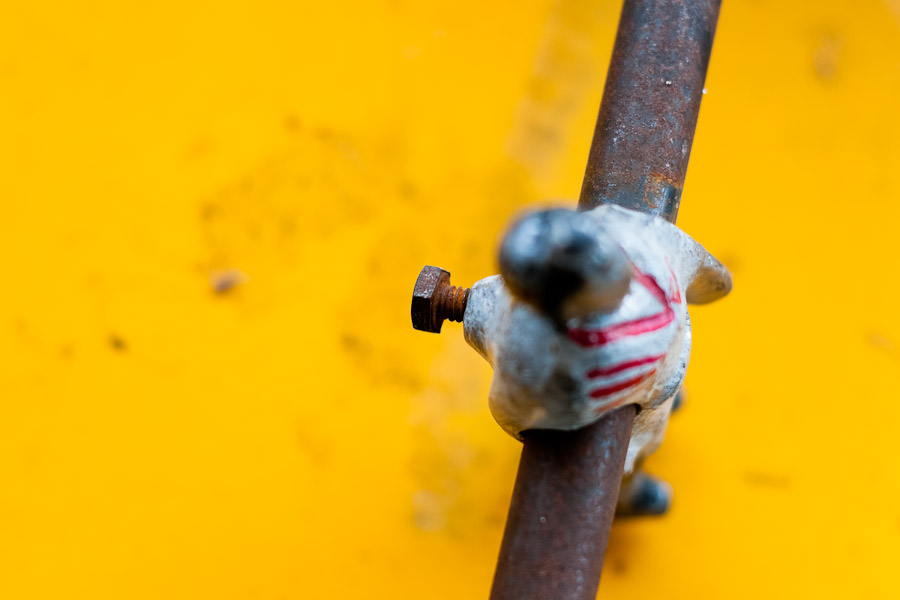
2, 0, 900, 597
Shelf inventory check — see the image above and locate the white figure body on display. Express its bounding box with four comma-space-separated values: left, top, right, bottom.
463, 205, 731, 475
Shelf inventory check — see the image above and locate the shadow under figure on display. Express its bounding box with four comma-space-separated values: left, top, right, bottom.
463, 206, 731, 516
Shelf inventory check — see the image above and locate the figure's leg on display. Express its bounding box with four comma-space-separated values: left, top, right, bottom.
671, 388, 685, 413
616, 394, 677, 516
616, 467, 672, 517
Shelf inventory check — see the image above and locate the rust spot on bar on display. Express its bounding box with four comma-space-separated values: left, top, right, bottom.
643, 172, 682, 211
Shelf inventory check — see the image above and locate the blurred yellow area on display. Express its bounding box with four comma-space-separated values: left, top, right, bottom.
2, 0, 900, 597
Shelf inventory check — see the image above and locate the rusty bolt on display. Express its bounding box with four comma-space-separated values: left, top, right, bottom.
411, 266, 471, 333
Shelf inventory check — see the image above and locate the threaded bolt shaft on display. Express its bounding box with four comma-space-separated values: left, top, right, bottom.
435, 284, 470, 323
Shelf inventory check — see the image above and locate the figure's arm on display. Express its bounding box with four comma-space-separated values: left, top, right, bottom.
593, 205, 732, 305
685, 253, 732, 304
679, 236, 732, 304
648, 214, 732, 304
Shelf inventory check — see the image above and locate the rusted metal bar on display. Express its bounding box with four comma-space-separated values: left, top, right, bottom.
489, 1, 721, 598
580, 0, 721, 222
490, 405, 636, 600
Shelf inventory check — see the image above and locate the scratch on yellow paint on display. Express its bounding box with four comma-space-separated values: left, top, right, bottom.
1, 0, 899, 598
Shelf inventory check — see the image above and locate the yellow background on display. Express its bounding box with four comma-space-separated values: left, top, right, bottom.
2, 0, 900, 597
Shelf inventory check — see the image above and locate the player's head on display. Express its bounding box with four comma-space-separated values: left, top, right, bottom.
498, 207, 632, 323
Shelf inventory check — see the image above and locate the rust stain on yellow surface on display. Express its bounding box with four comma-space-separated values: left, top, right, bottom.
1, 0, 900, 598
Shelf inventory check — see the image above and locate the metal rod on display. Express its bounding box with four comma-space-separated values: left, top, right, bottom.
489, 1, 721, 598
490, 405, 636, 599
580, 0, 721, 221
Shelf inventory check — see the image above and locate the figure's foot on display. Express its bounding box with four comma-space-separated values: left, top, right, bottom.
671, 388, 685, 414
616, 472, 672, 517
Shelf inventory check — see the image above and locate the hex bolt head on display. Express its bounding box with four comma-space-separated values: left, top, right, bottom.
411, 266, 450, 333
411, 266, 470, 333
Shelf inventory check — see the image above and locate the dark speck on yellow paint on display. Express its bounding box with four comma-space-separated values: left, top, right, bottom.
199, 202, 219, 221
283, 114, 301, 133
743, 471, 792, 489
210, 269, 247, 295
813, 33, 843, 83
109, 335, 128, 353
341, 333, 371, 358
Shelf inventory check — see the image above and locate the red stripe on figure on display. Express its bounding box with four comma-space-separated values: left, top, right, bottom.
588, 369, 657, 399
574, 265, 682, 403
665, 256, 683, 304
586, 354, 665, 378
568, 267, 680, 348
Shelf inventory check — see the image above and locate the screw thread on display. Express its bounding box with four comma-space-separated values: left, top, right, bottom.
436, 284, 471, 323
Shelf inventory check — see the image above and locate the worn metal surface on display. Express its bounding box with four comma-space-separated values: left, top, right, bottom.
411, 266, 470, 333
489, 0, 721, 597
489, 405, 636, 600
579, 0, 722, 222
